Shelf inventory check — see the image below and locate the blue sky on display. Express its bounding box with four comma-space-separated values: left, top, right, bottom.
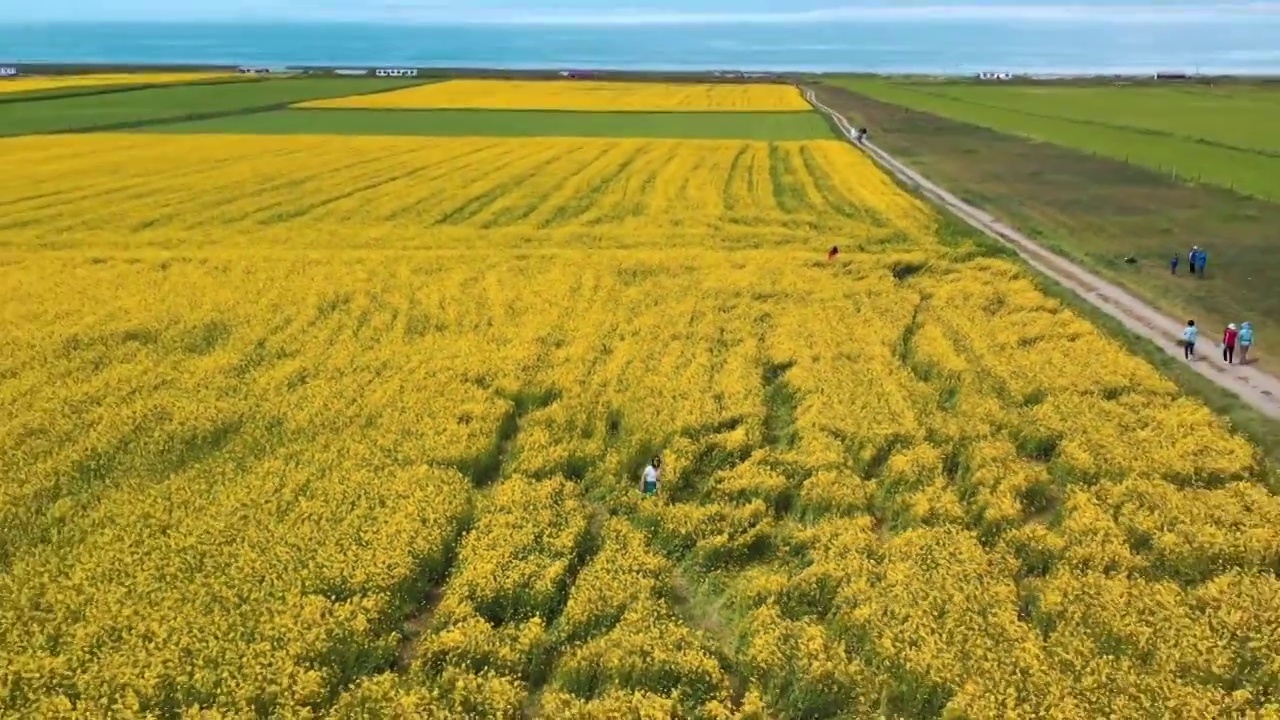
4, 0, 1277, 24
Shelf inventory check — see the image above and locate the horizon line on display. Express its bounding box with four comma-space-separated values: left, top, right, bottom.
5, 3, 1280, 26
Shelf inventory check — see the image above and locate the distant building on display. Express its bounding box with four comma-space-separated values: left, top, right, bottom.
977, 71, 1013, 81
1155, 72, 1190, 80
375, 68, 419, 77
237, 67, 273, 75
333, 69, 369, 76
0, 67, 18, 77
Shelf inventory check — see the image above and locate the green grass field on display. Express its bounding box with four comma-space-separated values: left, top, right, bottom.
0, 77, 254, 104
0, 78, 425, 136
140, 108, 836, 140
833, 78, 1280, 200
813, 82, 1280, 373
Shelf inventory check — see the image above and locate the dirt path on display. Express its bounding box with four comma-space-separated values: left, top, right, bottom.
802, 86, 1280, 421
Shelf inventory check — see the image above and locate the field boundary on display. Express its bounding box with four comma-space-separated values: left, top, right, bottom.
0, 78, 434, 137
0, 76, 258, 106
288, 105, 821, 115
801, 85, 1280, 420
881, 83, 1280, 161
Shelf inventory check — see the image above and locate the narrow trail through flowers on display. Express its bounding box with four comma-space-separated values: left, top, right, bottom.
802, 85, 1280, 421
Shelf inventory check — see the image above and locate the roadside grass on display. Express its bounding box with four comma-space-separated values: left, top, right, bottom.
1034, 258, 1280, 483
138, 108, 837, 140
931, 211, 1280, 479
811, 82, 1280, 376
0, 78, 427, 136
829, 77, 1280, 200
845, 80, 1280, 155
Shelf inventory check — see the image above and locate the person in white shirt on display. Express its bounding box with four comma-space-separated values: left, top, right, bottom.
640, 456, 662, 496
1182, 320, 1198, 360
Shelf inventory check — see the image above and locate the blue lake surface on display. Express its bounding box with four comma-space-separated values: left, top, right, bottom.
2, 19, 1279, 74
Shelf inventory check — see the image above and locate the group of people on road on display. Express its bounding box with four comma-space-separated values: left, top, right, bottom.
1183, 319, 1255, 364
1172, 246, 1209, 276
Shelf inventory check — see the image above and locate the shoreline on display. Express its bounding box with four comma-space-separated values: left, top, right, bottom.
4, 63, 1280, 83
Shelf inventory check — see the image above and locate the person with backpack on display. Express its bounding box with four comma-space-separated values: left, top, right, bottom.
1239, 322, 1255, 364
1182, 320, 1198, 360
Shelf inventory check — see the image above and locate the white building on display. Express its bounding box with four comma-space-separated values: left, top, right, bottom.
375, 68, 419, 77
977, 71, 1013, 81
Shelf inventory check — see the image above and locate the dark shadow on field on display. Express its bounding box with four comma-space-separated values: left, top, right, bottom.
811, 82, 1280, 375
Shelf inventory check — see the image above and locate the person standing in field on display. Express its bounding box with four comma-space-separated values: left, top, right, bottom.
641, 456, 662, 496
1197, 248, 1208, 277
1182, 320, 1198, 360
828, 245, 840, 261
1223, 323, 1239, 364
1239, 322, 1255, 364
1170, 254, 1179, 275
1188, 246, 1200, 275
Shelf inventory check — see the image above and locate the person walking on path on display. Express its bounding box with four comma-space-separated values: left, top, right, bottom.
640, 456, 662, 496
1224, 323, 1239, 364
1183, 320, 1199, 360
1170, 254, 1179, 275
1239, 322, 1255, 364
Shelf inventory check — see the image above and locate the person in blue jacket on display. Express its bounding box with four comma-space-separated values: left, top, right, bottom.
1197, 248, 1208, 277
1239, 322, 1255, 364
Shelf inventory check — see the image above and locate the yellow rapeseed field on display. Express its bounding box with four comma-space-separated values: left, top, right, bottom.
296, 79, 813, 111
0, 72, 242, 94
2, 132, 1277, 718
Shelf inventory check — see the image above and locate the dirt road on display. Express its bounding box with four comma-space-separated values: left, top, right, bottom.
802, 86, 1280, 421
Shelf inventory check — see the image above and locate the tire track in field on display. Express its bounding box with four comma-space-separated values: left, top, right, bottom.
529, 141, 651, 228
435, 144, 583, 226
261, 142, 505, 225
311, 141, 512, 225
797, 143, 878, 223
0, 146, 315, 229
384, 142, 556, 225
579, 141, 671, 226
803, 85, 1280, 421
379, 143, 542, 222
904, 84, 1280, 161
720, 144, 753, 214
213, 147, 425, 225
475, 141, 623, 228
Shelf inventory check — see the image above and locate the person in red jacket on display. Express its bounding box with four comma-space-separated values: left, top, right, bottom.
1223, 323, 1239, 364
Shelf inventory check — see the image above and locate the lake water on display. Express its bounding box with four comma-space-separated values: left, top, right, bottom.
2, 19, 1280, 74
